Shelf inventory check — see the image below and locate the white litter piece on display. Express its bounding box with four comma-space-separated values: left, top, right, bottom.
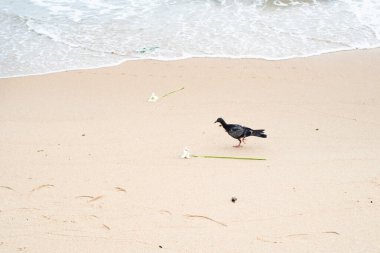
148, 92, 159, 102
181, 147, 191, 159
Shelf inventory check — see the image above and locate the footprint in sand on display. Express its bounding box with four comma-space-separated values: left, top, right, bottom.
0, 186, 15, 191
102, 224, 111, 230
76, 195, 104, 203
114, 187, 126, 192
31, 184, 54, 192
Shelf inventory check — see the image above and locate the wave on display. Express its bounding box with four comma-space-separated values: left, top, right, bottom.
0, 0, 379, 77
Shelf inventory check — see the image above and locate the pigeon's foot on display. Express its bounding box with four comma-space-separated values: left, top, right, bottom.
233, 144, 242, 148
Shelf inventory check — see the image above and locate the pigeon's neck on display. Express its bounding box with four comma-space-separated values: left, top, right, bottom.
219, 119, 228, 128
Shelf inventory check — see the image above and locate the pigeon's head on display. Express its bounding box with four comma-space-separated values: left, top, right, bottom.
214, 117, 225, 126
214, 117, 223, 123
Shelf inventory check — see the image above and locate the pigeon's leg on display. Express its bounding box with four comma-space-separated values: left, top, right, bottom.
233, 139, 242, 148
242, 138, 246, 144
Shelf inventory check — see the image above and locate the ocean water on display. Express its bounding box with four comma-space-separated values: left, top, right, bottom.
0, 0, 379, 78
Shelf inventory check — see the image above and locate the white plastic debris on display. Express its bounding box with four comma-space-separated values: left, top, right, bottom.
181, 147, 191, 159
148, 92, 159, 102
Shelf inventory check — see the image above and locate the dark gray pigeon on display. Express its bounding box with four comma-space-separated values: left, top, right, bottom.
215, 117, 267, 147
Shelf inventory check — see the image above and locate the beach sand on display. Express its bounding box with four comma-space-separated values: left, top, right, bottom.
1, 49, 380, 252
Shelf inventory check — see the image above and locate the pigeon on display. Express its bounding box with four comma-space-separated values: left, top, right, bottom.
214, 117, 267, 147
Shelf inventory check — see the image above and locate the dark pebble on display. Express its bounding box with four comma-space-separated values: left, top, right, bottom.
231, 197, 237, 203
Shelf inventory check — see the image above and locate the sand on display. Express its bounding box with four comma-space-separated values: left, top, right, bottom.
1, 49, 380, 252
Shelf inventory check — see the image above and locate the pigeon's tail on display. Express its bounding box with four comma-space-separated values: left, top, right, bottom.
249, 129, 267, 138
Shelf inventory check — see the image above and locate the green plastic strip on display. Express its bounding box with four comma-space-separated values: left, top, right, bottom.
162, 87, 185, 98
191, 155, 266, 160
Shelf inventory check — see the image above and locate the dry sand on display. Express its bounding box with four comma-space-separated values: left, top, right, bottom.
1, 49, 380, 252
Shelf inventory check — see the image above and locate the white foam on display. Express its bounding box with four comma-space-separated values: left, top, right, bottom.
345, 0, 380, 40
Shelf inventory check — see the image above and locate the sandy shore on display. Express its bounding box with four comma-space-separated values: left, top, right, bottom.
1, 49, 380, 252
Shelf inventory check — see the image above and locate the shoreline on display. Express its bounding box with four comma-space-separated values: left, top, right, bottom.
2, 47, 379, 79
1, 48, 380, 252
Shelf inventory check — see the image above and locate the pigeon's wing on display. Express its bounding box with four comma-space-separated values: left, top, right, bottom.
227, 125, 245, 139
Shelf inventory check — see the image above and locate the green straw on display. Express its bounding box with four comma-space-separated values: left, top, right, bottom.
162, 87, 185, 98
191, 155, 266, 160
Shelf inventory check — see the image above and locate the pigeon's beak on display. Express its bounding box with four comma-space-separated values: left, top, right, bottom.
214, 120, 217, 123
